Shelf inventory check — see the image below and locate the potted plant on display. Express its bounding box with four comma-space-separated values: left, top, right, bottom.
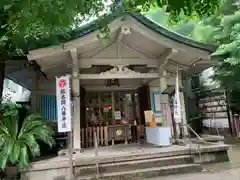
0, 103, 55, 179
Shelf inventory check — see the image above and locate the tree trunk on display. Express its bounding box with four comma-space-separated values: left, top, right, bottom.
225, 90, 234, 136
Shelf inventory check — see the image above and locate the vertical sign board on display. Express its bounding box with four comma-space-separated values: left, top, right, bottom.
56, 75, 71, 132
151, 91, 162, 123
174, 71, 181, 124
151, 91, 161, 114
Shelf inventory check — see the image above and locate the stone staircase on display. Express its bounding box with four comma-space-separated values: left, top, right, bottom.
190, 135, 225, 145
76, 154, 202, 179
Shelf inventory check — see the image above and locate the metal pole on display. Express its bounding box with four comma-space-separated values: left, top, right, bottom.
68, 130, 74, 180
69, 101, 74, 180
94, 130, 99, 179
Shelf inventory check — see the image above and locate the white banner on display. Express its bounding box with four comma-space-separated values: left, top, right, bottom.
56, 75, 71, 132
173, 70, 182, 123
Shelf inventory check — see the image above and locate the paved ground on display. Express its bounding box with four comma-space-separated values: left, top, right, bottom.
148, 141, 240, 180
148, 168, 240, 180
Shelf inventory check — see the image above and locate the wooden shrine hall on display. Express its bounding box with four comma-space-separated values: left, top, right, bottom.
6, 12, 216, 152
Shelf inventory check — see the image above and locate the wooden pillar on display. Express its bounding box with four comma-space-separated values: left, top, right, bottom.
111, 92, 115, 125
80, 87, 86, 128
138, 85, 151, 125
159, 70, 167, 92
71, 49, 81, 151
132, 93, 137, 122
159, 71, 168, 126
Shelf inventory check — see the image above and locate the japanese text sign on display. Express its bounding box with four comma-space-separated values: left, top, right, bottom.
56, 75, 71, 132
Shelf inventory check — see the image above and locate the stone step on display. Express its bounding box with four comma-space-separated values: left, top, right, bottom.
201, 135, 224, 142
190, 135, 224, 144
77, 164, 202, 180
74, 155, 193, 176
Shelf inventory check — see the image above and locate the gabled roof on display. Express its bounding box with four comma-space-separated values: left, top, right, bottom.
10, 11, 218, 90
26, 12, 216, 53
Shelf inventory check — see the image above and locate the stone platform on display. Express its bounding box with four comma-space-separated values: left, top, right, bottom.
21, 143, 230, 180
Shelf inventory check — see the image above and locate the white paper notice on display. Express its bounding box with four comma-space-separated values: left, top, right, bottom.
115, 111, 121, 120
154, 93, 161, 112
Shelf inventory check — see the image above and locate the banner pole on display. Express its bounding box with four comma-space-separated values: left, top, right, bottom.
68, 89, 74, 180
68, 130, 74, 180
56, 75, 73, 179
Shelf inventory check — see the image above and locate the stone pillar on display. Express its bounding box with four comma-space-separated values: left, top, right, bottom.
71, 49, 81, 151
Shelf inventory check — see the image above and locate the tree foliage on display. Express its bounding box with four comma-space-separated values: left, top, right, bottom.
144, 0, 240, 111
153, 0, 240, 110
0, 0, 222, 55
144, 7, 197, 36
0, 0, 111, 55
145, 0, 239, 92
0, 0, 222, 101
202, 1, 240, 91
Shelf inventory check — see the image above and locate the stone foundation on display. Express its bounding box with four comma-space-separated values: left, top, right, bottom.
20, 144, 230, 180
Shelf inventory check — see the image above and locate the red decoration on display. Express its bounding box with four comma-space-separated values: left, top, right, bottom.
59, 79, 66, 88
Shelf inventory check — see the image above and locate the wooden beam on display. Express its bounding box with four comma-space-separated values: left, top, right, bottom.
158, 48, 177, 62
27, 48, 66, 61
70, 58, 159, 68
70, 49, 79, 78
47, 72, 159, 80
167, 59, 188, 70
157, 48, 177, 75
78, 73, 159, 79
40, 58, 159, 72
86, 85, 138, 91
41, 63, 66, 71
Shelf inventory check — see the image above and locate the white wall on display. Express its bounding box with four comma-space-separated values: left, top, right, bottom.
2, 78, 30, 102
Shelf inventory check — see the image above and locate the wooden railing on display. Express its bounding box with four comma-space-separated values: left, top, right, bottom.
79, 125, 144, 148
80, 126, 108, 148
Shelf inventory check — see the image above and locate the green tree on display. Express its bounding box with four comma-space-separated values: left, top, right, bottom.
209, 3, 240, 90
144, 7, 198, 36
181, 0, 240, 111
0, 0, 109, 99
0, 0, 221, 99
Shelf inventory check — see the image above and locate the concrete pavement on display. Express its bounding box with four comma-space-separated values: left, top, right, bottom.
148, 167, 240, 180
149, 141, 240, 180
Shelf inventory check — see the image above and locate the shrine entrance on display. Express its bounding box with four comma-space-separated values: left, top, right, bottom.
82, 80, 151, 146
86, 91, 140, 127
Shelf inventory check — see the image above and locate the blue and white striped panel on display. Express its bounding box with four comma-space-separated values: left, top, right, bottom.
41, 95, 57, 121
